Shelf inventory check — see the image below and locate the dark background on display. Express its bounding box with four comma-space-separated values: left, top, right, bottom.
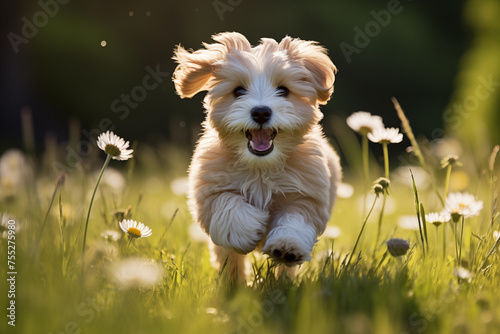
3, 0, 495, 161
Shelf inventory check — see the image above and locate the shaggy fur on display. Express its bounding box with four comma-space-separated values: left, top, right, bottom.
173, 32, 341, 280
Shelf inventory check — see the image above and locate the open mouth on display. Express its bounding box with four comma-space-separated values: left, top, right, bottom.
245, 128, 277, 156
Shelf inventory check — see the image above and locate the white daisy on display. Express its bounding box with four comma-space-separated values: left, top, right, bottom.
171, 176, 189, 196
1, 213, 20, 239
445, 192, 483, 221
336, 182, 354, 199
322, 226, 342, 239
346, 111, 385, 135
110, 258, 164, 289
119, 219, 152, 238
189, 222, 210, 243
101, 229, 122, 242
386, 238, 410, 257
453, 266, 473, 282
367, 127, 404, 144
101, 168, 126, 192
393, 166, 430, 190
425, 212, 451, 226
97, 131, 134, 161
397, 215, 421, 231
0, 149, 31, 199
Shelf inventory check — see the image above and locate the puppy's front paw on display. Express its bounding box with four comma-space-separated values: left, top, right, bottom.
262, 216, 317, 266
209, 195, 269, 254
223, 221, 267, 254
262, 230, 311, 266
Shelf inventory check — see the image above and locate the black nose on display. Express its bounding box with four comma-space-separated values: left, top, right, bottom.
251, 106, 272, 125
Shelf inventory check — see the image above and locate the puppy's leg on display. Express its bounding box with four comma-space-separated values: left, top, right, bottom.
263, 195, 329, 266
204, 192, 269, 254
210, 242, 247, 282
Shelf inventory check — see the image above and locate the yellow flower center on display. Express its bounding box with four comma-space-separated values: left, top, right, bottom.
127, 227, 142, 238
104, 144, 121, 157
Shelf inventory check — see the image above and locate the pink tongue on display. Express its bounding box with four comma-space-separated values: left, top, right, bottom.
250, 129, 273, 151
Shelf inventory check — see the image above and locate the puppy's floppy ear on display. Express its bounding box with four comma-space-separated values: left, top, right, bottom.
279, 36, 337, 105
172, 45, 219, 99
172, 32, 252, 99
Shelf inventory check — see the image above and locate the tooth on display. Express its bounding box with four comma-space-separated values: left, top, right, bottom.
249, 141, 254, 149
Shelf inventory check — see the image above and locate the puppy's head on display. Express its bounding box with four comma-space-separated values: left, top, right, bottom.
173, 32, 337, 167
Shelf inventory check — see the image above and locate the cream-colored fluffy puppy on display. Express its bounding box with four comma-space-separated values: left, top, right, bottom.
173, 32, 341, 279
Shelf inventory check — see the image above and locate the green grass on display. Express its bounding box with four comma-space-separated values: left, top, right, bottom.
1, 134, 500, 334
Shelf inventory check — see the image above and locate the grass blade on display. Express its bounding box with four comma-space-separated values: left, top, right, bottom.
392, 97, 444, 207
410, 169, 426, 257
419, 203, 429, 250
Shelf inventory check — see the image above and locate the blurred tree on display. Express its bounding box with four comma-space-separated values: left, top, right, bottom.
445, 0, 500, 159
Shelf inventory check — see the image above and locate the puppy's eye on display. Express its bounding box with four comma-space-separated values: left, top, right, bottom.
233, 86, 247, 98
276, 86, 289, 97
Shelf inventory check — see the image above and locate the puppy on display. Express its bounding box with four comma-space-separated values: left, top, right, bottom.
173, 32, 341, 280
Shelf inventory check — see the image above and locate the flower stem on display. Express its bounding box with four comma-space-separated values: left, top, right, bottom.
382, 142, 389, 179
442, 222, 446, 260
435, 226, 439, 257
480, 234, 500, 270
126, 236, 134, 254
372, 142, 390, 259
362, 134, 370, 186
443, 164, 452, 207
33, 174, 65, 259
392, 97, 444, 207
81, 154, 111, 273
361, 134, 370, 218
458, 215, 464, 268
349, 195, 378, 267
453, 222, 459, 266
372, 193, 387, 259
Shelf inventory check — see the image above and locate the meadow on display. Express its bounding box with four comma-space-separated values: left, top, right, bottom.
1, 104, 500, 334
